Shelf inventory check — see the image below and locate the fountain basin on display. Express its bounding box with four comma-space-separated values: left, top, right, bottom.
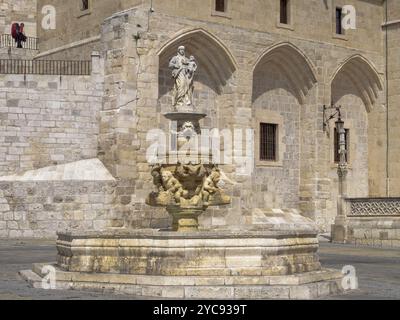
20, 228, 347, 299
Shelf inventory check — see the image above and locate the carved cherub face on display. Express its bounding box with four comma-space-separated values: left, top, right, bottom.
210, 171, 220, 183
161, 171, 172, 181
181, 122, 195, 140
182, 122, 195, 131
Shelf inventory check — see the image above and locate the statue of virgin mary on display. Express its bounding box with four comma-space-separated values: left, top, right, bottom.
169, 46, 197, 108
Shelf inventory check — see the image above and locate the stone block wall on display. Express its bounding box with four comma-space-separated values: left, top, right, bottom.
36, 0, 384, 58
347, 217, 400, 248
0, 0, 37, 37
252, 65, 301, 209
0, 180, 116, 239
335, 198, 400, 248
0, 158, 117, 239
36, 0, 141, 56
387, 0, 400, 196
0, 67, 103, 176
0, 54, 110, 239
35, 39, 101, 61
0, 47, 38, 60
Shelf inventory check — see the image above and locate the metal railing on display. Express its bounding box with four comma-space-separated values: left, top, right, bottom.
0, 59, 92, 75
0, 34, 38, 50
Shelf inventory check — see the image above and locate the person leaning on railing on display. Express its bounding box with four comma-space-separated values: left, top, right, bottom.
11, 22, 27, 48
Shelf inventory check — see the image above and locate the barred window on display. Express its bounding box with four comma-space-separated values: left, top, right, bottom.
81, 0, 89, 11
334, 128, 349, 163
260, 123, 278, 161
215, 0, 226, 12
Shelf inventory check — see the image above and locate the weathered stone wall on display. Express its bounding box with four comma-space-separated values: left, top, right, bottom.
0, 0, 37, 36
0, 63, 103, 176
0, 56, 110, 239
342, 197, 400, 248
36, 0, 384, 58
347, 217, 400, 248
36, 0, 141, 59
0, 47, 38, 60
0, 159, 117, 239
252, 65, 301, 210
0, 180, 116, 239
387, 0, 400, 196
35, 39, 101, 61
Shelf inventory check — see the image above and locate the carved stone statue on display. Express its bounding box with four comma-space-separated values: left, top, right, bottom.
169, 46, 197, 108
150, 165, 164, 192
161, 170, 188, 204
187, 55, 197, 105
201, 169, 222, 206
181, 121, 196, 140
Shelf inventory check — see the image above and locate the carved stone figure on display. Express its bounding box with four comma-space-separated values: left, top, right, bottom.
169, 46, 196, 107
201, 169, 222, 206
150, 165, 164, 192
187, 55, 197, 104
181, 121, 196, 140
161, 170, 188, 203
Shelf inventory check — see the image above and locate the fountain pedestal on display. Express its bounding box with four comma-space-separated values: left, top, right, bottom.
19, 46, 349, 299
168, 206, 204, 232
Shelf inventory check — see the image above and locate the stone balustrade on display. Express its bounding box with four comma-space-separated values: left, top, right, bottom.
345, 198, 400, 217
333, 197, 400, 248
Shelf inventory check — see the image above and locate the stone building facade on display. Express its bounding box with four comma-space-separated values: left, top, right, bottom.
0, 0, 36, 36
0, 0, 399, 241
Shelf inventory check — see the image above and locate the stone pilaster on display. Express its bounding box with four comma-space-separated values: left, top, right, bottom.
386, 0, 400, 196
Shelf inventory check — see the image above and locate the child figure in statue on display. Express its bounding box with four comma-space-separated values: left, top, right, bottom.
186, 56, 197, 106
161, 171, 188, 204
201, 169, 221, 207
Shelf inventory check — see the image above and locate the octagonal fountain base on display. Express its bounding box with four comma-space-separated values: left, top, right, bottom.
20, 228, 347, 299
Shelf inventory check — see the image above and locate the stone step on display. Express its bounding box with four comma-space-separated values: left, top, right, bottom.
20, 266, 345, 299
18, 269, 44, 289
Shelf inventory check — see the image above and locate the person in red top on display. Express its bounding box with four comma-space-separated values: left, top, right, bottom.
11, 22, 27, 48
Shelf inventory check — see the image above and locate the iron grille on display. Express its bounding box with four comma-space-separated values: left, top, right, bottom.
260, 123, 277, 161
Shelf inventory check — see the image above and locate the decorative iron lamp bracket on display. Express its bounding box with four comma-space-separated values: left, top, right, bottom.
323, 105, 342, 132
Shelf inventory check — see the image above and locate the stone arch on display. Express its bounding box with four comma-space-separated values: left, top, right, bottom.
252, 42, 318, 104
329, 55, 384, 211
157, 28, 237, 95
251, 42, 318, 210
331, 54, 383, 112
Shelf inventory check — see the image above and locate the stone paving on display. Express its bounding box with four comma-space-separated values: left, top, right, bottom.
0, 239, 399, 300
319, 242, 400, 300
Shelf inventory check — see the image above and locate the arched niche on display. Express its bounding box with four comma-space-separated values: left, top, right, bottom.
252, 42, 318, 105
331, 55, 383, 112
250, 42, 317, 210
157, 28, 237, 126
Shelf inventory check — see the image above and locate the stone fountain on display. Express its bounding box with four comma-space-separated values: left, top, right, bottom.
20, 46, 348, 299
146, 47, 230, 231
